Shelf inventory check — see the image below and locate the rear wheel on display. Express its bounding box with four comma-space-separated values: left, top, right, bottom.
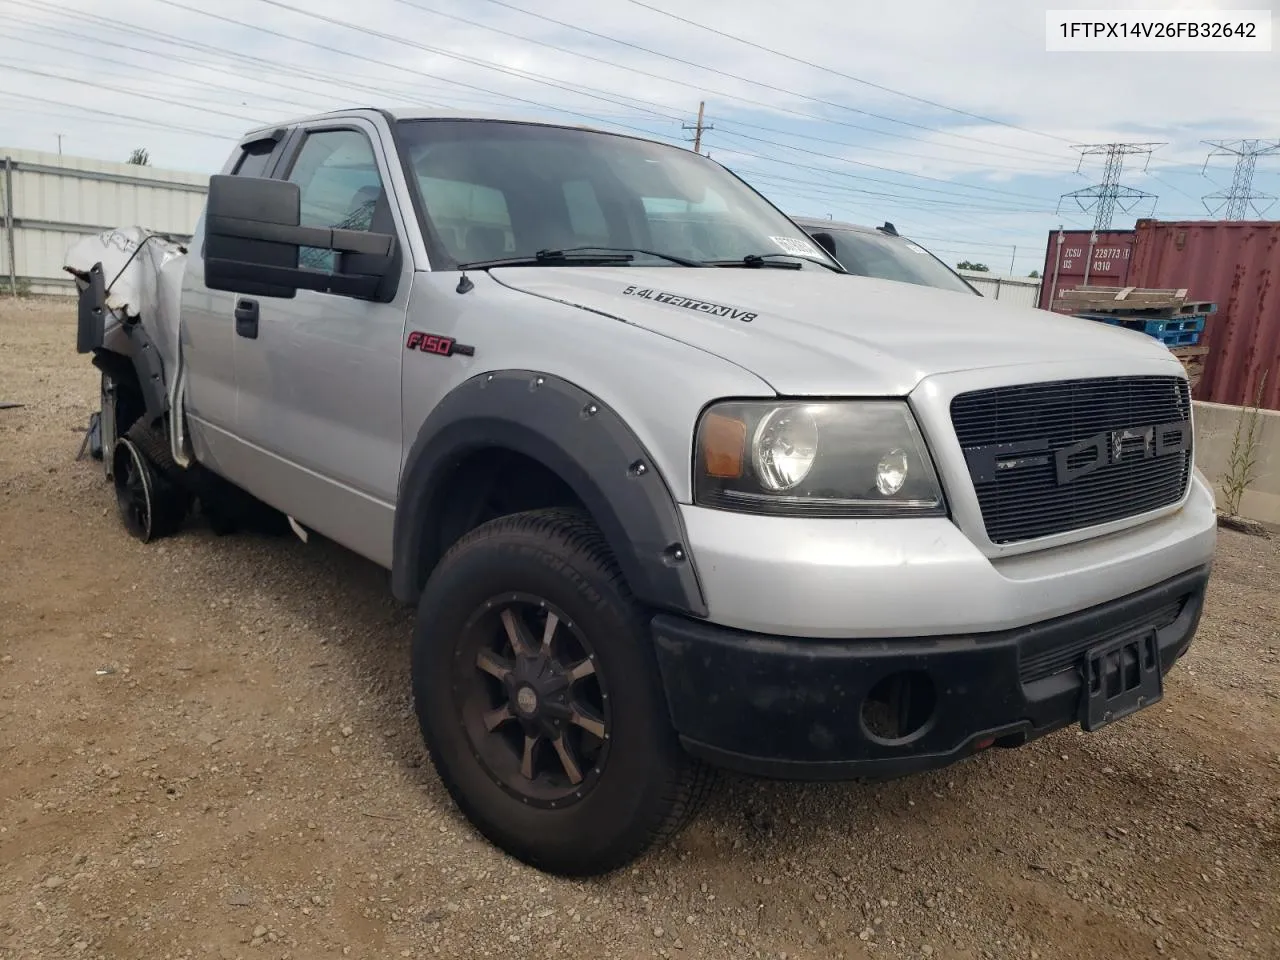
412, 508, 712, 876
111, 435, 187, 543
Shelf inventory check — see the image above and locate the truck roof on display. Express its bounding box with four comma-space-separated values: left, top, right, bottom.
239, 107, 617, 143
790, 217, 884, 236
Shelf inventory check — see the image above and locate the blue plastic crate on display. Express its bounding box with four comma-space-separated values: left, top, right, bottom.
1084, 314, 1207, 341
1159, 329, 1202, 347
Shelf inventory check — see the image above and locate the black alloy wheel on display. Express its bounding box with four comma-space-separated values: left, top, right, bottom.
111, 436, 186, 543
413, 508, 713, 876
456, 593, 609, 808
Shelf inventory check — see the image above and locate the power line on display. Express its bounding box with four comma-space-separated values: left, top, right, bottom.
730, 162, 1075, 216
620, 0, 1073, 146
386, 0, 1081, 175
5, 3, 517, 114
10, 0, 1085, 209
1201, 138, 1280, 219
474, 0, 1073, 164
183, 0, 1072, 212
2, 0, 1081, 230
715, 139, 1073, 213
7, 0, 580, 121
0, 62, 266, 125
1144, 170, 1204, 204
247, 0, 685, 123
0, 90, 237, 139
147, 0, 687, 145
4, 18, 367, 112
1058, 143, 1163, 229
0, 46, 327, 116
707, 113, 1081, 176
712, 128, 1064, 204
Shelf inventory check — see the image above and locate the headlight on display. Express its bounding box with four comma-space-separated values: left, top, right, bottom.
694, 400, 945, 517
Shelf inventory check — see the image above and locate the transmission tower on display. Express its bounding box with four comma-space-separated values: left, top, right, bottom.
1201, 139, 1280, 219
1057, 142, 1163, 229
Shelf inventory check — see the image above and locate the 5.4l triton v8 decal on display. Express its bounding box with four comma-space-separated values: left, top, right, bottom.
405, 331, 476, 358
622, 286, 758, 323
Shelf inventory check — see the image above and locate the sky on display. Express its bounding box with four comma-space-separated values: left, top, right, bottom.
0, 0, 1277, 276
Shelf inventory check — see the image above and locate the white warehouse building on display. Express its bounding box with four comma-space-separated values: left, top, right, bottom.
1, 148, 207, 296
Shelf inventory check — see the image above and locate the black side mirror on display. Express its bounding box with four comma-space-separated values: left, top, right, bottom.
203, 175, 395, 300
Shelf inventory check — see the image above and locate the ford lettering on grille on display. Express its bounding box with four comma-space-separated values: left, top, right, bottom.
1054, 421, 1191, 485
951, 376, 1193, 543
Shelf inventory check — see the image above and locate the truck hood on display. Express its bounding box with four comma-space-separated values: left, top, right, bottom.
490, 266, 1178, 395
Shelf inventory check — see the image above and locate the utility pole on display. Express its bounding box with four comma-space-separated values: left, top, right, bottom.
1008, 244, 1016, 274
1057, 142, 1163, 230
1201, 139, 1280, 219
55, 133, 63, 155
683, 101, 713, 155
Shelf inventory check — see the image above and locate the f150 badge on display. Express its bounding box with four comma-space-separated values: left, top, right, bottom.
405, 331, 475, 357
964, 420, 1191, 485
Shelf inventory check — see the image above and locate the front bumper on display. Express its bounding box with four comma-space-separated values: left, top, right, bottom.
679, 472, 1217, 638
652, 564, 1210, 781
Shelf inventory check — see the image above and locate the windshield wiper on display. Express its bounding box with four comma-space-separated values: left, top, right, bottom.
551, 245, 706, 267
706, 253, 845, 272
704, 253, 802, 270
457, 248, 635, 269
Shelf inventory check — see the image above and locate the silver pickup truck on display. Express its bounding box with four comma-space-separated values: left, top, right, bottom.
70, 108, 1217, 877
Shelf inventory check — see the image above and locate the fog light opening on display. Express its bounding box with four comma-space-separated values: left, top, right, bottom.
860, 670, 937, 746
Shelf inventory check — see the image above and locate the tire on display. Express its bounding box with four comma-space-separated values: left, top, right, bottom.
111, 436, 187, 543
125, 421, 181, 480
412, 508, 713, 876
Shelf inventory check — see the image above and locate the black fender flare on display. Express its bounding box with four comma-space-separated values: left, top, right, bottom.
391, 370, 707, 618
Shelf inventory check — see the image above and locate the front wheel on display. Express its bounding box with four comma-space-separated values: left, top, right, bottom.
412, 508, 712, 876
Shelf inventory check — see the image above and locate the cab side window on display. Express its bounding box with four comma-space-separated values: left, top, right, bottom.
231, 139, 276, 178
285, 129, 384, 271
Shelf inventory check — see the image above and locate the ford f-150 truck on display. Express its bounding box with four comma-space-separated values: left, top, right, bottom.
67, 108, 1217, 877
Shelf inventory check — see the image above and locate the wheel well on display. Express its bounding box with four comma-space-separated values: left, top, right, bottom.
423, 447, 587, 589
93, 349, 147, 435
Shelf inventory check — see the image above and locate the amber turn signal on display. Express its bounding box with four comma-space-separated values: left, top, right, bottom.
701, 412, 747, 478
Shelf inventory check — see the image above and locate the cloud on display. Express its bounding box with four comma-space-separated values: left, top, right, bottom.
0, 0, 1273, 273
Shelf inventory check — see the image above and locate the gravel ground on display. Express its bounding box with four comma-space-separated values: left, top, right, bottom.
1, 299, 1278, 960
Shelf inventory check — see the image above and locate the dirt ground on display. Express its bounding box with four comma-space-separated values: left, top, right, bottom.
1, 299, 1278, 960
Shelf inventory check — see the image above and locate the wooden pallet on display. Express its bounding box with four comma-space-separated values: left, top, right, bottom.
1170, 344, 1208, 390
1054, 286, 1216, 317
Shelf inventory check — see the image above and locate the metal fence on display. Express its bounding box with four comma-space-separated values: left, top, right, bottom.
1, 147, 208, 296
958, 270, 1044, 309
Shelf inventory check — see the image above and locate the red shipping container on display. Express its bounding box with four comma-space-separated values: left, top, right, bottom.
1129, 219, 1280, 410
1038, 228, 1136, 311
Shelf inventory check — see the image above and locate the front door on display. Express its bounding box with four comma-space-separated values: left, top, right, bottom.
231, 118, 412, 566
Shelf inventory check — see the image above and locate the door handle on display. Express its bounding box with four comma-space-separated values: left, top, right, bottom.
234, 298, 259, 339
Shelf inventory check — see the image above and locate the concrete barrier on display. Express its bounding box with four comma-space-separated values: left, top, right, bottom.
1193, 400, 1280, 525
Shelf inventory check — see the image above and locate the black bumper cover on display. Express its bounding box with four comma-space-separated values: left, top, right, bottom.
652, 565, 1210, 781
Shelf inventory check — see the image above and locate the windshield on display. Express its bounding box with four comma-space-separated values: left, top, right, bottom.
803, 226, 976, 294
395, 119, 841, 269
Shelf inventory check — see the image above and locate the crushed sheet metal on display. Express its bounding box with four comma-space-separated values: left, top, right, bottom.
63, 226, 190, 382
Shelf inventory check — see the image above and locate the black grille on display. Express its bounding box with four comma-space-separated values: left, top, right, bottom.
951, 376, 1192, 543
1018, 597, 1185, 684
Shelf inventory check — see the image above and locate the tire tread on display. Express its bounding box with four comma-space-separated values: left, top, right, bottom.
425, 507, 714, 874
